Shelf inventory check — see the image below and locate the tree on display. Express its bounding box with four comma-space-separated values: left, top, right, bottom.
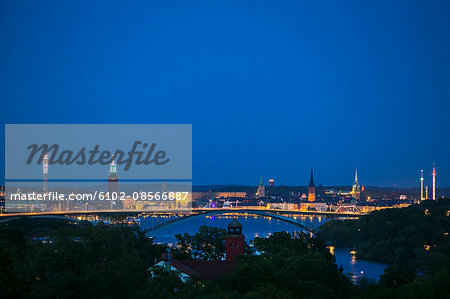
379, 264, 417, 287
175, 225, 226, 260
211, 231, 354, 298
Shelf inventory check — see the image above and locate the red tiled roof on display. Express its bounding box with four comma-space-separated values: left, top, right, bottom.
169, 260, 201, 277
171, 260, 239, 280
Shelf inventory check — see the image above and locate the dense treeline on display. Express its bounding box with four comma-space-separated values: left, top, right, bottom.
2, 200, 450, 298
152, 231, 354, 298
0, 219, 353, 298
0, 220, 166, 298
227, 232, 353, 298
175, 230, 353, 298
319, 199, 450, 298
318, 199, 450, 264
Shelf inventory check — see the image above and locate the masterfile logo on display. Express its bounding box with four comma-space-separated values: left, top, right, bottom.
5, 124, 191, 180
26, 141, 170, 171
4, 124, 192, 213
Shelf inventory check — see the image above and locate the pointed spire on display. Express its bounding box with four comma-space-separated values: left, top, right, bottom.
309, 168, 315, 186
259, 176, 264, 186
354, 167, 358, 184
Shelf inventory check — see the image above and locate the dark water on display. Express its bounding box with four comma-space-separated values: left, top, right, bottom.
333, 248, 387, 283
140, 213, 386, 282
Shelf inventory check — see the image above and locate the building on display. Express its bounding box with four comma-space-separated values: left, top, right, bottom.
214, 192, 247, 199
269, 179, 274, 187
314, 202, 328, 212
299, 202, 311, 211
308, 168, 315, 202
191, 191, 212, 201
256, 177, 265, 198
108, 160, 118, 193
192, 192, 247, 201
298, 202, 328, 212
42, 153, 48, 193
0, 186, 5, 213
123, 197, 135, 210
432, 164, 436, 200
108, 160, 120, 209
151, 219, 244, 281
224, 219, 245, 261
420, 169, 424, 201
335, 204, 361, 214
267, 202, 299, 210
351, 168, 361, 200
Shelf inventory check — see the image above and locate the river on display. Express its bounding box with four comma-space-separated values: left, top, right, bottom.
140, 213, 387, 283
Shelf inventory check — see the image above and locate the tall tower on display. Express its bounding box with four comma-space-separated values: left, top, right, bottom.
256, 177, 265, 198
108, 160, 119, 208
352, 168, 361, 200
308, 168, 315, 202
426, 186, 429, 200
420, 170, 424, 201
42, 153, 49, 193
432, 163, 436, 200
225, 218, 244, 262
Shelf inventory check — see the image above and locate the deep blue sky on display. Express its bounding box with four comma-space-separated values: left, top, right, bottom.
1, 1, 449, 187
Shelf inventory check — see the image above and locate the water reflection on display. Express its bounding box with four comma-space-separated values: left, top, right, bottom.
334, 248, 386, 282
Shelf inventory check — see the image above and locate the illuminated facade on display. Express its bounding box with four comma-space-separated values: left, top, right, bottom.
269, 179, 274, 187
267, 203, 298, 210
256, 177, 265, 198
214, 192, 247, 198
42, 153, 48, 193
123, 197, 135, 210
192, 192, 247, 201
432, 163, 436, 200
351, 168, 361, 200
108, 160, 120, 209
308, 168, 315, 202
420, 169, 424, 200
108, 160, 118, 193
191, 192, 211, 201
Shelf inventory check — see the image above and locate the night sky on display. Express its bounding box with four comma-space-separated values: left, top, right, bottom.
1, 1, 449, 187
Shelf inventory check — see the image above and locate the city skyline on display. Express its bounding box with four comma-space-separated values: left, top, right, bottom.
1, 1, 450, 187
199, 165, 444, 191
1, 2, 449, 297
42, 157, 449, 188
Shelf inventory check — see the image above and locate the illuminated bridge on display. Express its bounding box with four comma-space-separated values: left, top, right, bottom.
0, 207, 362, 233
147, 209, 318, 233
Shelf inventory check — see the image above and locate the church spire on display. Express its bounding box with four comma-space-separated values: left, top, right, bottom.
352, 167, 361, 200
257, 177, 265, 198
308, 168, 316, 202
309, 168, 315, 187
